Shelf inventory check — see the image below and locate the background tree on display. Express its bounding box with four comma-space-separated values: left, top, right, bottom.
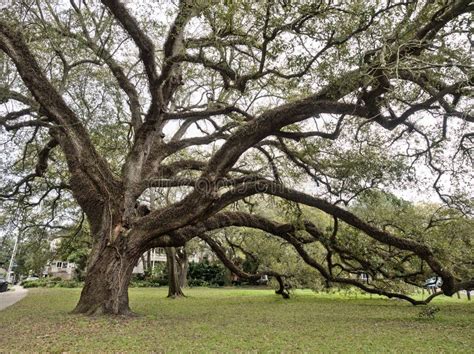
54, 220, 91, 280
0, 0, 472, 315
165, 246, 185, 297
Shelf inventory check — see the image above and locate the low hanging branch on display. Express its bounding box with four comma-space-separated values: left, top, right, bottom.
199, 234, 290, 299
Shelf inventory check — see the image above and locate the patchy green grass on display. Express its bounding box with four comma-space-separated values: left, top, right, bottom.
0, 288, 472, 352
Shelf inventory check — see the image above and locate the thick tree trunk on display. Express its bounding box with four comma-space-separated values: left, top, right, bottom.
72, 242, 139, 315
166, 247, 185, 298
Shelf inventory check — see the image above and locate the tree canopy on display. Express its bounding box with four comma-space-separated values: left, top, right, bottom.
0, 0, 472, 315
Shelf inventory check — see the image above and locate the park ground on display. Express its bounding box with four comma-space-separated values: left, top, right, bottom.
0, 288, 473, 352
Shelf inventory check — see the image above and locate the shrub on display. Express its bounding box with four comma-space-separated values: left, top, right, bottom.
129, 279, 163, 288
188, 261, 226, 287
22, 278, 82, 288
131, 267, 167, 286
22, 280, 41, 288
188, 279, 209, 287
56, 280, 82, 288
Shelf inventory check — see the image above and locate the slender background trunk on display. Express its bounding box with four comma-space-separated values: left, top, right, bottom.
166, 247, 185, 298
177, 248, 188, 288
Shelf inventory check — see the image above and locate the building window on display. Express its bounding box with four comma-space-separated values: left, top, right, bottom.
62, 262, 68, 268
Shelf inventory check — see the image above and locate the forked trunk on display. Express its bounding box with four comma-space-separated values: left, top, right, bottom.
166, 247, 185, 298
72, 242, 139, 315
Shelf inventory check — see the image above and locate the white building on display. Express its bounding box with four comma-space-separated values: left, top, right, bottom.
45, 237, 204, 277
43, 261, 76, 280
132, 248, 167, 274
44, 238, 77, 279
132, 248, 203, 274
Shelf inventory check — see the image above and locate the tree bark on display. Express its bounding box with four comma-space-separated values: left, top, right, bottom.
72, 237, 139, 315
166, 247, 185, 298
177, 248, 188, 288
146, 250, 152, 273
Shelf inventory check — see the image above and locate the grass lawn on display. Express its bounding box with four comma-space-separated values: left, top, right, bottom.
0, 287, 473, 352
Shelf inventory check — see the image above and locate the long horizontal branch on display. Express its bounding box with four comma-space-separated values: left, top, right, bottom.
199, 233, 290, 298
163, 106, 254, 121
166, 211, 441, 304
210, 180, 459, 294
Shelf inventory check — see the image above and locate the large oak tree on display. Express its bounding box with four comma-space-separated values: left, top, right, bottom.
0, 0, 472, 315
